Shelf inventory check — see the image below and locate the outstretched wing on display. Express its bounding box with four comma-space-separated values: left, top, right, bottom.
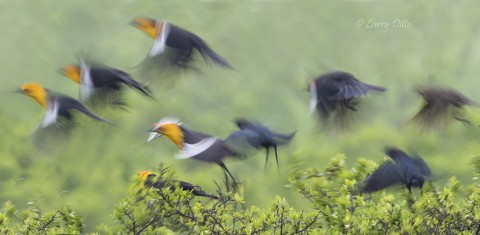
411, 154, 432, 178
362, 161, 402, 193
330, 75, 386, 100
109, 69, 154, 99
223, 130, 261, 157
56, 95, 115, 125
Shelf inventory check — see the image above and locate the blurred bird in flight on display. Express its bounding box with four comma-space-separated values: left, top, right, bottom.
17, 82, 114, 151
308, 71, 386, 129
60, 58, 153, 108
131, 17, 233, 69
411, 85, 478, 130
17, 82, 113, 128
362, 147, 432, 194
234, 118, 295, 170
147, 117, 257, 191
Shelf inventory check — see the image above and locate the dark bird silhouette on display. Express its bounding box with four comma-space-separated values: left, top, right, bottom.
147, 117, 253, 191
308, 71, 386, 128
131, 17, 233, 69
60, 59, 153, 108
411, 85, 478, 129
17, 83, 115, 151
137, 171, 218, 199
362, 147, 432, 193
17, 83, 114, 128
234, 118, 295, 170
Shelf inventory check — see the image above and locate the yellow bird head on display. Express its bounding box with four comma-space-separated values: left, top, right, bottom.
147, 117, 184, 149
18, 82, 48, 109
137, 171, 156, 182
59, 64, 81, 84
131, 17, 164, 39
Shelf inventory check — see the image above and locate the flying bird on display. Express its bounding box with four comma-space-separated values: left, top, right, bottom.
147, 117, 253, 191
411, 85, 478, 129
308, 71, 386, 128
131, 17, 233, 69
362, 147, 432, 193
137, 171, 218, 199
234, 118, 295, 170
17, 82, 113, 128
60, 59, 153, 108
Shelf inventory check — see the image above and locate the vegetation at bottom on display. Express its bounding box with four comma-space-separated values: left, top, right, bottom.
3, 155, 480, 234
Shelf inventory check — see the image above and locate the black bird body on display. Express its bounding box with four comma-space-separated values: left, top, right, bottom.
363, 148, 431, 193
179, 126, 237, 164
309, 71, 386, 124
132, 18, 233, 69
143, 173, 218, 199
412, 86, 478, 129
235, 119, 295, 169
89, 67, 151, 96
50, 92, 112, 125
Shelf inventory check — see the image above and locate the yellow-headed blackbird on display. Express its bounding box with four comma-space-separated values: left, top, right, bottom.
362, 147, 431, 193
17, 82, 113, 128
147, 117, 253, 190
60, 59, 153, 107
137, 171, 218, 199
131, 17, 233, 69
308, 71, 386, 127
412, 85, 478, 129
235, 118, 295, 170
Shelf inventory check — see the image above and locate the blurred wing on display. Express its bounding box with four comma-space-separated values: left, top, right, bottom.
176, 137, 217, 159
309, 81, 318, 115
41, 100, 59, 127
362, 162, 402, 193
411, 154, 432, 178
149, 23, 171, 57
332, 80, 386, 101
224, 130, 261, 156
272, 131, 296, 145
59, 96, 115, 125
411, 100, 449, 128
79, 59, 95, 101
110, 69, 154, 98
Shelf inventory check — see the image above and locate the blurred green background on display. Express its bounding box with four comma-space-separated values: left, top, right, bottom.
1, 0, 479, 232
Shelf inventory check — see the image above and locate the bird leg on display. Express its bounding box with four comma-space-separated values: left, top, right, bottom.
274, 145, 279, 171
344, 99, 357, 111
452, 111, 470, 125
264, 147, 270, 170
218, 162, 238, 191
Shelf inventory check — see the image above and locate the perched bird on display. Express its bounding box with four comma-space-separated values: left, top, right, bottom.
17, 82, 113, 128
137, 171, 218, 199
234, 118, 295, 170
131, 17, 233, 69
362, 147, 432, 193
147, 117, 250, 190
308, 71, 386, 128
60, 59, 153, 108
411, 85, 478, 129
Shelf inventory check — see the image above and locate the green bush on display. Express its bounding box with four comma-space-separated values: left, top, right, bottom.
3, 156, 480, 234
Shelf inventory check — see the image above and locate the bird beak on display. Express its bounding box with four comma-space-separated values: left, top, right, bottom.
129, 20, 140, 28
147, 131, 162, 142
15, 88, 24, 94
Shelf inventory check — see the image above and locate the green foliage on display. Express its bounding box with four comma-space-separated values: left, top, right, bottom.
0, 201, 83, 234
1, 0, 480, 232
5, 156, 480, 234
99, 168, 319, 234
